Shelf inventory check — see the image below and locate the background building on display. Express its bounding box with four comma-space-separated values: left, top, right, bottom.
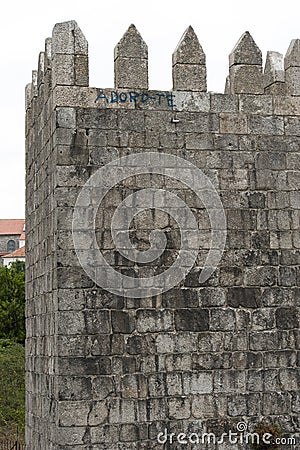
0, 219, 25, 266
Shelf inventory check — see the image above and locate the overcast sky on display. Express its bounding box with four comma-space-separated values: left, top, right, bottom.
0, 0, 299, 219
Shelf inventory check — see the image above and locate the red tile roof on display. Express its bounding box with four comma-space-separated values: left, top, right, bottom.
0, 219, 25, 236
2, 246, 25, 258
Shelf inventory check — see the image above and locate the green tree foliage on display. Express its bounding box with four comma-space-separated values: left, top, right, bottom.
0, 261, 25, 343
0, 339, 25, 441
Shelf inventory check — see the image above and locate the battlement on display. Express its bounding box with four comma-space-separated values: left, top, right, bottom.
26, 20, 300, 112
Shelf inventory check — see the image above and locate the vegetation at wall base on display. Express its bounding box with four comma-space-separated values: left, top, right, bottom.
0, 261, 25, 344
0, 339, 25, 443
251, 420, 283, 450
0, 262, 25, 442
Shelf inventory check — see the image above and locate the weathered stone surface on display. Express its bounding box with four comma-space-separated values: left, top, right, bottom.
111, 311, 135, 333
172, 26, 207, 92
276, 307, 299, 329
174, 309, 209, 331
173, 26, 205, 65
114, 25, 148, 89
284, 39, 300, 69
227, 287, 261, 308
229, 65, 264, 94
285, 67, 300, 95
52, 20, 88, 87
229, 31, 262, 67
173, 64, 206, 92
264, 51, 285, 91
228, 32, 263, 94
285, 39, 300, 95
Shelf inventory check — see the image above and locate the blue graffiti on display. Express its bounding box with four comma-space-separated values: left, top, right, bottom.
94, 90, 176, 108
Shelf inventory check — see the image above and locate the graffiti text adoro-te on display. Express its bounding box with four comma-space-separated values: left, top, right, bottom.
94, 90, 176, 108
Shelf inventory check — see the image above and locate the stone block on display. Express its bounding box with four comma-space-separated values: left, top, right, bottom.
199, 288, 226, 307
58, 376, 92, 400
220, 113, 247, 134
165, 373, 183, 396
122, 374, 147, 398
210, 94, 238, 112
285, 67, 300, 95
109, 398, 136, 424
136, 310, 174, 332
118, 110, 145, 131
77, 108, 118, 129
52, 54, 75, 86
214, 370, 246, 393
229, 65, 264, 94
219, 266, 244, 285
84, 310, 111, 334
245, 267, 277, 286
249, 331, 279, 350
175, 333, 198, 352
185, 132, 213, 150
274, 96, 300, 115
148, 373, 166, 397
209, 308, 236, 331
239, 94, 273, 114
248, 116, 284, 135
264, 51, 285, 89
90, 425, 119, 444
192, 352, 232, 370
90, 335, 111, 356
75, 55, 89, 86
279, 266, 298, 287
111, 311, 135, 333
58, 401, 89, 426
140, 398, 167, 421
229, 32, 262, 66
127, 335, 154, 355
56, 311, 85, 335
162, 289, 199, 308
192, 394, 217, 418
263, 350, 296, 368
56, 267, 94, 289
276, 307, 299, 329
58, 356, 112, 376
92, 376, 114, 400
88, 400, 109, 426
174, 309, 209, 331
168, 397, 191, 419
227, 394, 247, 416
262, 392, 291, 415
183, 371, 213, 394
227, 287, 261, 308
114, 25, 148, 89
174, 92, 210, 112
173, 64, 207, 92
112, 356, 136, 374
54, 427, 87, 446
232, 351, 262, 369
256, 152, 286, 170
252, 308, 275, 330
115, 57, 148, 89
120, 424, 139, 442
214, 134, 238, 150
165, 354, 192, 372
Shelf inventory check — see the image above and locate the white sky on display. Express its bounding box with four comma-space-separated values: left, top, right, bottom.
0, 0, 299, 219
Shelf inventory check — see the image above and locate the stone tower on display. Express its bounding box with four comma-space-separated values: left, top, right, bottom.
25, 21, 299, 449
